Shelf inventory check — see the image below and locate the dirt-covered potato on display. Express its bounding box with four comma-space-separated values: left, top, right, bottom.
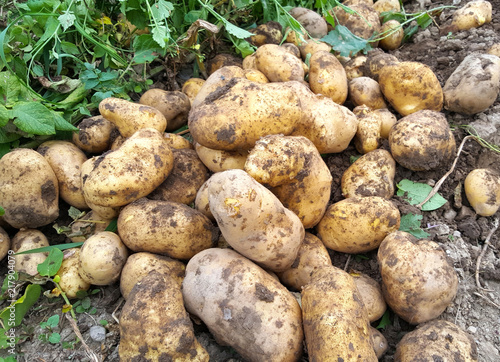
244, 135, 332, 228
352, 272, 387, 322
317, 196, 400, 253
255, 44, 305, 82
281, 43, 301, 59
118, 198, 217, 260
302, 266, 377, 361
206, 53, 243, 75
375, 108, 397, 138
363, 51, 399, 81
243, 68, 269, 83
332, 3, 381, 46
0, 227, 10, 261
341, 148, 396, 199
37, 140, 88, 210
207, 169, 304, 272
119, 252, 185, 300
487, 43, 500, 57
349, 76, 387, 109
379, 19, 404, 50
450, 0, 492, 32
56, 249, 91, 298
370, 327, 388, 359
373, 0, 400, 16
82, 128, 174, 207
79, 231, 129, 285
139, 89, 190, 131
182, 77, 205, 104
379, 61, 443, 116
308, 50, 348, 104
345, 55, 367, 81
120, 271, 209, 361
464, 168, 500, 216
298, 40, 332, 59
99, 97, 167, 137
389, 110, 456, 171
277, 232, 332, 291
148, 148, 209, 205
378, 231, 458, 324
12, 229, 49, 276
242, 52, 257, 69
443, 53, 500, 115
353, 105, 382, 153
289, 7, 328, 38
247, 21, 283, 47
162, 132, 193, 150
195, 143, 248, 172
182, 248, 304, 362
69, 210, 113, 243
72, 115, 117, 153
0, 149, 59, 229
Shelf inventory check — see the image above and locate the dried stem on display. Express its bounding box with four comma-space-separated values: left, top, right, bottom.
475, 217, 499, 292
65, 313, 101, 362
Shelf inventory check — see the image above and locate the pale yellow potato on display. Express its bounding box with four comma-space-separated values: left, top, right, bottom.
162, 132, 193, 150
182, 248, 304, 362
38, 140, 88, 210
280, 43, 301, 59
72, 115, 117, 154
247, 21, 283, 47
373, 0, 401, 16
0, 227, 10, 261
451, 0, 492, 31
308, 50, 348, 104
69, 210, 113, 243
194, 143, 248, 172
255, 44, 305, 82
12, 229, 49, 276
375, 108, 397, 138
379, 19, 404, 50
349, 76, 387, 109
194, 180, 214, 222
56, 249, 91, 298
285, 25, 309, 47
352, 272, 387, 322
317, 196, 400, 253
487, 43, 500, 57
363, 51, 399, 81
242, 52, 257, 70
0, 149, 59, 229
298, 39, 332, 59
332, 3, 381, 46
464, 168, 500, 216
181, 77, 205, 104
243, 68, 269, 83
345, 55, 367, 81
370, 327, 389, 359
99, 97, 167, 137
353, 105, 382, 153
289, 7, 328, 38
191, 66, 245, 108
109, 134, 126, 151
139, 89, 190, 131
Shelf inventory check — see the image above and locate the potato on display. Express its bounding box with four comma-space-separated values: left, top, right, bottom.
375, 108, 397, 138
194, 180, 214, 222
332, 3, 381, 46
277, 232, 332, 291
378, 231, 458, 324
207, 169, 304, 272
12, 229, 49, 276
389, 110, 456, 171
206, 53, 243, 75
363, 51, 399, 81
450, 0, 492, 32
285, 25, 309, 47
182, 77, 205, 104
148, 148, 209, 205
56, 249, 91, 298
308, 50, 348, 104
353, 105, 382, 153
280, 43, 301, 59
242, 52, 257, 70
0, 227, 10, 261
352, 272, 387, 322
0, 149, 59, 229
373, 0, 400, 16
243, 68, 269, 83
162, 132, 193, 150
379, 19, 404, 50
120, 271, 209, 361
38, 140, 88, 210
117, 198, 217, 260
247, 21, 283, 47
443, 53, 500, 115
395, 319, 478, 361
487, 43, 500, 57
244, 134, 332, 228
72, 115, 117, 153
109, 134, 126, 151
195, 142, 248, 172
379, 61, 443, 116
119, 252, 185, 300
182, 248, 304, 362
139, 89, 190, 131
302, 266, 377, 361
464, 168, 500, 216
349, 76, 387, 109
341, 148, 396, 199
370, 327, 388, 359
345, 55, 367, 81
255, 44, 305, 82
78, 231, 129, 285
82, 128, 174, 207
289, 7, 328, 38
69, 210, 112, 243
99, 97, 167, 137
298, 39, 332, 59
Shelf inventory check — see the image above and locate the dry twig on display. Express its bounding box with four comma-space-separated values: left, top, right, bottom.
65, 313, 101, 362
112, 298, 124, 324
475, 217, 499, 292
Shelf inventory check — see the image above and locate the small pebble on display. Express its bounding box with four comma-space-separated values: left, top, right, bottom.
434, 224, 450, 235
89, 325, 106, 342
467, 326, 477, 334
443, 209, 457, 222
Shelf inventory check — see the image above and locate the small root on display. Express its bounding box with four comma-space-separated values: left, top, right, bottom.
344, 254, 352, 271
112, 298, 124, 324
475, 217, 499, 292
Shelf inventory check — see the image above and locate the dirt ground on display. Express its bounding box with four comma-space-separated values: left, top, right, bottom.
1, 0, 500, 361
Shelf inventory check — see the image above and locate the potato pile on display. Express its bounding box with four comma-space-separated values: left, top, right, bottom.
3, 2, 498, 360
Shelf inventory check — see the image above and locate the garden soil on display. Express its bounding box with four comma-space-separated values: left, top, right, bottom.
1, 0, 500, 360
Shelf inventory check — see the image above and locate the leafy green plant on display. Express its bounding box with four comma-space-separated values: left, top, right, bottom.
399, 213, 430, 239
396, 179, 447, 211
376, 310, 391, 329
38, 314, 61, 344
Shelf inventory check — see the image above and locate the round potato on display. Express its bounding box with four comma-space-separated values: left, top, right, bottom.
298, 40, 332, 59
349, 76, 387, 109
450, 0, 492, 32
464, 168, 500, 216
247, 21, 283, 47
370, 327, 388, 359
332, 3, 381, 46
182, 77, 205, 104
12, 229, 49, 276
243, 68, 269, 83
56, 249, 91, 298
280, 43, 301, 59
162, 132, 193, 150
373, 0, 400, 16
379, 19, 404, 50
308, 50, 348, 105
289, 7, 328, 38
0, 227, 10, 261
352, 272, 387, 322
195, 143, 248, 172
255, 44, 305, 82
375, 108, 397, 138
139, 89, 190, 131
72, 115, 117, 154
363, 51, 399, 81
345, 55, 367, 81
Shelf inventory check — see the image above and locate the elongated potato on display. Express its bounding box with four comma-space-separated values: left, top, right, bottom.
12, 229, 49, 276
308, 50, 348, 104
182, 248, 304, 362
450, 0, 492, 32
195, 142, 248, 172
56, 249, 91, 299
139, 89, 190, 131
353, 106, 383, 154
255, 44, 305, 82
352, 272, 387, 322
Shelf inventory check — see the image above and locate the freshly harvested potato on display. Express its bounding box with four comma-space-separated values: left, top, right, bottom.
289, 7, 328, 38
247, 21, 283, 47
117, 198, 217, 260
317, 196, 400, 253
349, 76, 387, 109
375, 108, 397, 138
195, 143, 248, 172
0, 227, 10, 261
56, 249, 91, 298
139, 89, 190, 131
443, 53, 500, 115
0, 149, 59, 229
12, 229, 49, 276
487, 43, 500, 57
243, 68, 269, 83
345, 55, 367, 81
389, 110, 456, 171
182, 77, 205, 104
109, 134, 126, 151
119, 252, 185, 300
378, 231, 458, 324
182, 248, 304, 362
162, 132, 193, 150
207, 169, 304, 272
82, 128, 174, 207
194, 180, 214, 222
353, 105, 382, 153
285, 25, 309, 47
69, 210, 113, 243
373, 0, 400, 16
242, 52, 257, 70
244, 134, 332, 229
379, 61, 443, 116
341, 148, 396, 199
370, 327, 388, 359
255, 44, 305, 82
352, 272, 387, 322
379, 19, 404, 50
280, 43, 301, 59
72, 115, 117, 153
394, 319, 478, 361
120, 271, 209, 361
78, 231, 129, 285
332, 3, 381, 46
363, 51, 399, 81
464, 168, 500, 216
38, 140, 88, 210
206, 53, 243, 75
302, 266, 377, 361
277, 232, 332, 291
148, 148, 209, 205
308, 50, 348, 104
99, 97, 167, 137
450, 0, 492, 32
298, 39, 332, 59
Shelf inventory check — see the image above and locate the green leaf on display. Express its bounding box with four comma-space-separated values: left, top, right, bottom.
399, 213, 430, 239
37, 248, 64, 277
0, 284, 41, 328
58, 11, 76, 31
52, 112, 78, 132
60, 41, 79, 55
376, 310, 391, 329
0, 105, 9, 127
396, 179, 447, 211
15, 243, 83, 255
133, 35, 161, 64
11, 102, 56, 135
320, 25, 372, 57
0, 129, 21, 144
0, 71, 22, 107
68, 206, 85, 221
0, 328, 19, 350
104, 219, 118, 233
151, 25, 167, 48
380, 11, 406, 24
48, 332, 61, 343
416, 13, 432, 29
0, 206, 4, 216
46, 314, 60, 328
99, 319, 108, 326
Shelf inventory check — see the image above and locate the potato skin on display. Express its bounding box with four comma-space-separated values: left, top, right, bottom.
0, 227, 10, 261
247, 21, 283, 47
162, 132, 193, 150
12, 229, 49, 276
464, 168, 500, 216
139, 89, 191, 131
308, 50, 348, 104
182, 77, 205, 104
349, 77, 387, 110
333, 3, 381, 44
378, 231, 458, 324
182, 248, 304, 362
379, 19, 404, 50
0, 149, 59, 229
195, 142, 248, 172
255, 44, 305, 82
72, 115, 117, 154
120, 271, 209, 361
451, 0, 492, 32
289, 7, 328, 38
56, 249, 90, 299
352, 272, 387, 322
